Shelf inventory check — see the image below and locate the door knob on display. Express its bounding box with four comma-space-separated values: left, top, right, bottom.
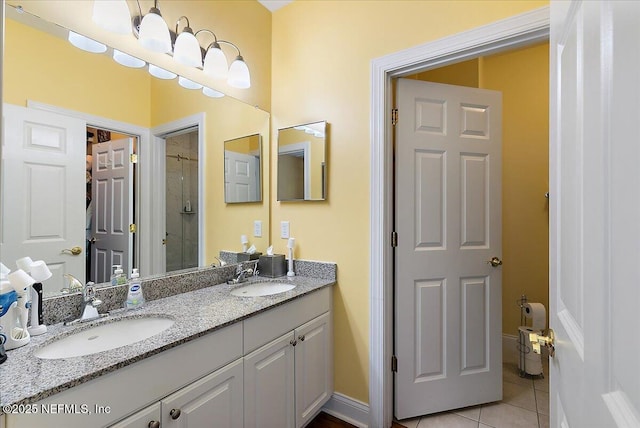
62, 246, 83, 256
169, 408, 181, 420
148, 421, 160, 428
529, 329, 555, 357
486, 257, 503, 267
89, 237, 97, 244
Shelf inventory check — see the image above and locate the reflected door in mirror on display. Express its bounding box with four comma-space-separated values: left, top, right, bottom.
224, 134, 262, 203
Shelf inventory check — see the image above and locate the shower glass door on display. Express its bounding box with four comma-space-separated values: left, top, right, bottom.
165, 130, 199, 272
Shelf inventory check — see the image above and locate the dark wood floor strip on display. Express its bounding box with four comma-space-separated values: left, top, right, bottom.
308, 411, 408, 428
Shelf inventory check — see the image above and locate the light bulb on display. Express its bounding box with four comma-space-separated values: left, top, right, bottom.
203, 45, 228, 79
68, 31, 107, 54
92, 0, 132, 35
228, 56, 251, 89
138, 8, 171, 53
173, 30, 202, 67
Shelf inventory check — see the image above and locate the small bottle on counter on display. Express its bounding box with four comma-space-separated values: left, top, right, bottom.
125, 268, 145, 309
111, 265, 126, 286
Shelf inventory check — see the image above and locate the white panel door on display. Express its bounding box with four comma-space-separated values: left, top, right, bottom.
108, 403, 161, 428
395, 79, 502, 418
550, 1, 640, 426
244, 331, 295, 428
91, 138, 133, 282
161, 359, 243, 428
225, 151, 259, 203
1, 104, 85, 294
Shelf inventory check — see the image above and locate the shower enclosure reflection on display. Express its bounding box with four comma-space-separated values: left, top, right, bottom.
165, 129, 199, 272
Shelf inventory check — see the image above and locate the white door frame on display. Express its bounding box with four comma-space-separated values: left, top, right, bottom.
150, 113, 206, 272
26, 100, 152, 277
368, 7, 550, 427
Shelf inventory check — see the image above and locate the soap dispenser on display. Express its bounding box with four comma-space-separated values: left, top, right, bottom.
111, 265, 126, 286
125, 268, 145, 309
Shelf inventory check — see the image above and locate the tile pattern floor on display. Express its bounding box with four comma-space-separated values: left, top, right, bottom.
397, 348, 549, 428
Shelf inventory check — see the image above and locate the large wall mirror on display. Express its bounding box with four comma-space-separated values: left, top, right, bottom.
1, 5, 270, 297
277, 121, 327, 201
224, 134, 262, 203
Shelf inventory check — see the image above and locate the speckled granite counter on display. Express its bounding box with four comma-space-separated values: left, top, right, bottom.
0, 275, 335, 407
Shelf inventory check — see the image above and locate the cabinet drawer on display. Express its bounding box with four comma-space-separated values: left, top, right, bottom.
243, 287, 331, 354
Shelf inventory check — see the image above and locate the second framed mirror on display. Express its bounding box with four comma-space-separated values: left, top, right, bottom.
277, 121, 327, 201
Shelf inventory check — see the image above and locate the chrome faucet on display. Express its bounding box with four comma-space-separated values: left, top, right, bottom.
227, 261, 259, 284
62, 275, 107, 326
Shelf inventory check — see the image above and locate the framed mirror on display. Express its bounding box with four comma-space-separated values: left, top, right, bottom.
2, 5, 271, 297
277, 121, 327, 201
224, 134, 262, 203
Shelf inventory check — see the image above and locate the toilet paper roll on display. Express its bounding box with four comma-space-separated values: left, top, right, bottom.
524, 302, 546, 330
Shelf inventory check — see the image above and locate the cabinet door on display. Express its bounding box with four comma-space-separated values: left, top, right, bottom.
244, 331, 296, 428
295, 312, 333, 428
161, 359, 243, 428
109, 403, 161, 428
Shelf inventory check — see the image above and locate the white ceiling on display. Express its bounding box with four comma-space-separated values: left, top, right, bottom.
257, 0, 293, 12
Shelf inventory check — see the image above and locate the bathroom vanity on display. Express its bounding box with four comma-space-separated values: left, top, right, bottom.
1, 275, 334, 428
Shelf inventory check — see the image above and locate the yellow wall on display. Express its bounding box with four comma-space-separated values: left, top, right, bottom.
480, 44, 550, 335
272, 0, 548, 403
6, 0, 272, 110
414, 58, 480, 88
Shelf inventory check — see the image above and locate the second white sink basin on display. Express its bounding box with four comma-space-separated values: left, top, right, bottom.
231, 282, 296, 297
35, 317, 174, 359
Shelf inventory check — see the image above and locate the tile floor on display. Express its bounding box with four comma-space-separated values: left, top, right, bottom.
397, 345, 549, 428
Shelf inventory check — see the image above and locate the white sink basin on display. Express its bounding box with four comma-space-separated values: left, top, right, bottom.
230, 282, 296, 297
35, 317, 174, 359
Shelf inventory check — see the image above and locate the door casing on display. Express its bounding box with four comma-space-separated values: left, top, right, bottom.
369, 7, 550, 427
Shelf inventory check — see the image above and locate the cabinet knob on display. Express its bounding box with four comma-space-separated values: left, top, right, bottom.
169, 408, 181, 420
298, 334, 306, 342
290, 339, 297, 347
148, 421, 160, 428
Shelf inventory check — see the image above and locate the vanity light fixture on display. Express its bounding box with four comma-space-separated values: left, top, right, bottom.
138, 1, 172, 53
148, 64, 177, 80
68, 31, 107, 53
173, 16, 202, 67
178, 76, 203, 90
89, 0, 252, 89
92, 0, 132, 35
113, 49, 146, 68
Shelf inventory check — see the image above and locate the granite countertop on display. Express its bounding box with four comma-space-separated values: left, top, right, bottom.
0, 275, 334, 407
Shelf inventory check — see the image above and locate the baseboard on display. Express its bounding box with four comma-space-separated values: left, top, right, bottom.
322, 392, 370, 428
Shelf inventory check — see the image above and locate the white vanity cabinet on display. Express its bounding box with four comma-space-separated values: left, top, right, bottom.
110, 359, 243, 428
5, 286, 332, 428
109, 403, 161, 428
244, 310, 333, 428
160, 359, 243, 428
244, 331, 296, 428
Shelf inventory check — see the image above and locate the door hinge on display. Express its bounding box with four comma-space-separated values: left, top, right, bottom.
130, 153, 138, 164
391, 108, 398, 126
392, 355, 398, 372
391, 231, 398, 248
129, 224, 137, 233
